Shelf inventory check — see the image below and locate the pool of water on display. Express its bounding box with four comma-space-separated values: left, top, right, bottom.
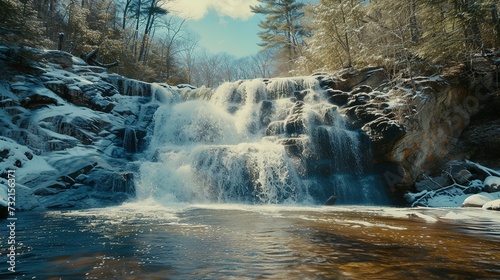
1, 202, 499, 279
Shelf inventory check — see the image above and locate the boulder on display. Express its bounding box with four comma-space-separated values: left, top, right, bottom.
326, 91, 349, 106
464, 179, 484, 194
452, 169, 474, 185
284, 101, 306, 136
363, 118, 405, 158
482, 199, 500, 211
462, 193, 494, 207
41, 50, 81, 69
484, 176, 500, 193
336, 67, 389, 91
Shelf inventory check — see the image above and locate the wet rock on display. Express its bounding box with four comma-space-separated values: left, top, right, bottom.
284, 101, 306, 136
363, 118, 405, 158
313, 126, 335, 159
104, 74, 153, 97
34, 187, 60, 196
317, 75, 337, 89
351, 85, 373, 94
265, 121, 285, 136
43, 79, 115, 113
260, 100, 274, 126
345, 105, 381, 128
278, 137, 308, 158
84, 169, 136, 196
326, 90, 349, 106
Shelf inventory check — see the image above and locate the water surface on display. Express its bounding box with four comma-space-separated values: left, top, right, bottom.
1, 203, 499, 279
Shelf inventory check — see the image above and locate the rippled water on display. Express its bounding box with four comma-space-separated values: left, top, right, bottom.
1, 203, 499, 279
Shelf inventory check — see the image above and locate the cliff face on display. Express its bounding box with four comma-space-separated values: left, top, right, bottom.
0, 46, 168, 210
317, 61, 499, 198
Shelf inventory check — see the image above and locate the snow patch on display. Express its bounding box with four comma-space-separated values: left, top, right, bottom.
441, 211, 470, 220
0, 137, 56, 183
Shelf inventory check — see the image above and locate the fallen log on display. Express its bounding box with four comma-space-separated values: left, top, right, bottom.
80, 48, 119, 68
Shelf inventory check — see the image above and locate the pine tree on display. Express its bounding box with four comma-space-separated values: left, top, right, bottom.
0, 0, 46, 46
297, 0, 365, 73
251, 0, 308, 75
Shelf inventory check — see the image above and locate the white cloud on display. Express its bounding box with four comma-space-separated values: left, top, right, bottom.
165, 0, 259, 20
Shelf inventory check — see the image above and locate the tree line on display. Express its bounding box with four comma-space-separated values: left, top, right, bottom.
0, 0, 275, 86
253, 0, 500, 77
1, 0, 499, 86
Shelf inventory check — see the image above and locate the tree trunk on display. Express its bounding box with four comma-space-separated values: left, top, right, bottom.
138, 0, 156, 62
122, 0, 131, 30
409, 0, 419, 44
492, 4, 500, 48
133, 0, 141, 58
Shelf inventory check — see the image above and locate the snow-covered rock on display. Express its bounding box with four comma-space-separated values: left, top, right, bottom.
0, 45, 176, 213
462, 193, 495, 208
484, 176, 500, 193
464, 179, 484, 194
482, 199, 500, 211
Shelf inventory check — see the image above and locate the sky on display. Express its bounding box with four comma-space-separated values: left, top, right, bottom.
165, 0, 263, 58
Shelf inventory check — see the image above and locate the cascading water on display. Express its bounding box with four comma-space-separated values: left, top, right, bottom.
137, 77, 390, 205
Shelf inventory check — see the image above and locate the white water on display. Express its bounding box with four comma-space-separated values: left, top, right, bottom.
136, 77, 390, 205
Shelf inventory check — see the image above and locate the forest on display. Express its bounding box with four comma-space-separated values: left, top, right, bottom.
1, 0, 499, 86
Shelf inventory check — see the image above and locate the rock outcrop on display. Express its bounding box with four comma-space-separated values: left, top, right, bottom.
317, 58, 500, 197
0, 45, 168, 210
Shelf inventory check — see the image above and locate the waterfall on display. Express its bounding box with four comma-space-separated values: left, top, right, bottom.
123, 128, 138, 153
137, 77, 390, 205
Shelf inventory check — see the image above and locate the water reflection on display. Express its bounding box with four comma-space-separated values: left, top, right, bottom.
1, 205, 499, 279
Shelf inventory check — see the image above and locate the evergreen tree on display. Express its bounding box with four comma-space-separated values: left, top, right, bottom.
251, 0, 308, 75
299, 0, 364, 72
0, 0, 46, 46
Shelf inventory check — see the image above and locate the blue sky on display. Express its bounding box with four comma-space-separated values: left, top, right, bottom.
165, 0, 263, 58
186, 10, 263, 57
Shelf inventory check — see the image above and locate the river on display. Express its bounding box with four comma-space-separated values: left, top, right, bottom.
1, 202, 499, 279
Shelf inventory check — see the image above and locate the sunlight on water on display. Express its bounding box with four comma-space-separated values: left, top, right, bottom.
3, 205, 499, 279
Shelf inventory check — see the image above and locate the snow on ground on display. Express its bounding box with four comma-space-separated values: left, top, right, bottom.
0, 183, 7, 208
423, 190, 500, 208
0, 137, 56, 182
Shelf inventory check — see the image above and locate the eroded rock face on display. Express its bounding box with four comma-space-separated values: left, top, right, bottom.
317, 62, 500, 198
0, 46, 170, 210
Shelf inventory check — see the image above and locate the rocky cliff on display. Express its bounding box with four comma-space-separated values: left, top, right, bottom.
0, 45, 169, 211
314, 60, 500, 207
